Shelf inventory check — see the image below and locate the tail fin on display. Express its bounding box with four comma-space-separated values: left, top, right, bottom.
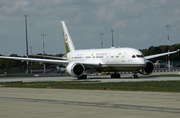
61, 21, 75, 53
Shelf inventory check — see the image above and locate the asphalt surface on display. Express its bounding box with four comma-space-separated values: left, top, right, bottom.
0, 71, 180, 117
0, 71, 180, 82
0, 88, 180, 118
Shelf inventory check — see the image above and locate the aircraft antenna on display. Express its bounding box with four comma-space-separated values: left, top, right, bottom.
165, 24, 171, 71
99, 33, 104, 48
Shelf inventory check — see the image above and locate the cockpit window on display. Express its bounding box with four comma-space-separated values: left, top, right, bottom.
137, 55, 144, 58
132, 55, 136, 58
136, 55, 141, 58
132, 55, 144, 58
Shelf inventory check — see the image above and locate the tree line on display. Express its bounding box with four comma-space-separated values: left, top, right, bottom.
139, 43, 180, 63
0, 43, 180, 70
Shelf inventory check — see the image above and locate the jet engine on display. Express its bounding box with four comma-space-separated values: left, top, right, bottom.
139, 60, 154, 75
66, 62, 85, 77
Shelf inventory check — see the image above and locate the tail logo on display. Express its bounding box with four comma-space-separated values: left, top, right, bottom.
65, 34, 68, 43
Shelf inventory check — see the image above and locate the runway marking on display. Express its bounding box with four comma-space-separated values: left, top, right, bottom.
97, 104, 113, 107
140, 107, 161, 111
1, 97, 180, 114
118, 105, 138, 109
80, 103, 97, 106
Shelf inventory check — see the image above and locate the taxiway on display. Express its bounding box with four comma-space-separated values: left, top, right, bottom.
0, 71, 180, 117
0, 71, 180, 83
0, 87, 180, 118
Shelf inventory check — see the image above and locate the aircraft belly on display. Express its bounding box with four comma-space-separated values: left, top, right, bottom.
101, 64, 146, 71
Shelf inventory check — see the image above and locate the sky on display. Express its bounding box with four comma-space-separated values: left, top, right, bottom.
0, 0, 180, 56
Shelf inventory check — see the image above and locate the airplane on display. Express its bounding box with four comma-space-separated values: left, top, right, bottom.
0, 21, 179, 79
50, 65, 66, 74
154, 60, 162, 67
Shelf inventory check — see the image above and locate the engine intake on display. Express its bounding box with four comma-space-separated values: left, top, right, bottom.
139, 60, 154, 75
66, 62, 85, 77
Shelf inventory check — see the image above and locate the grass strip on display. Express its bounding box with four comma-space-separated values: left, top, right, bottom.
1, 80, 180, 92
153, 74, 180, 77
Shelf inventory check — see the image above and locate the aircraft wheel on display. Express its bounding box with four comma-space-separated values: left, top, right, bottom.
77, 75, 87, 80
111, 74, 121, 78
132, 75, 138, 79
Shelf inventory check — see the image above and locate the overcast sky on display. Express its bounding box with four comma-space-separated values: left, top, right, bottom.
0, 0, 180, 56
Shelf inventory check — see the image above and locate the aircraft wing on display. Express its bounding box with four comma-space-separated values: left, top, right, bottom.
0, 56, 68, 65
144, 49, 179, 60
30, 55, 67, 60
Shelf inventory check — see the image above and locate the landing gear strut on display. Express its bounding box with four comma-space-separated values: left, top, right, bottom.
111, 72, 121, 78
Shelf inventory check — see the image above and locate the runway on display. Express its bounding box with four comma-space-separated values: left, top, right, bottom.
0, 71, 180, 83
0, 87, 180, 118
0, 71, 180, 117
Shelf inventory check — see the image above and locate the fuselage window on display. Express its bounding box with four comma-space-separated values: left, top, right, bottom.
111, 56, 114, 58
116, 56, 119, 58
96, 56, 103, 58
74, 57, 81, 59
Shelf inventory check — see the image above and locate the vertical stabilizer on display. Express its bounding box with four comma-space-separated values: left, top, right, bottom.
61, 21, 75, 53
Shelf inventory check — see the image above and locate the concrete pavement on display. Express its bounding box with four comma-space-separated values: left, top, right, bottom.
0, 87, 180, 118
0, 70, 180, 83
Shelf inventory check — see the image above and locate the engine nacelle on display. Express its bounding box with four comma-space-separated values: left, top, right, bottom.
139, 60, 154, 75
66, 62, 85, 77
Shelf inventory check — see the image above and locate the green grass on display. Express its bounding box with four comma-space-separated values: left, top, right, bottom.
1, 80, 180, 92
153, 74, 180, 77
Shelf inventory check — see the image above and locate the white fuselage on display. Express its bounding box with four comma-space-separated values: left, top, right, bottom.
67, 47, 146, 71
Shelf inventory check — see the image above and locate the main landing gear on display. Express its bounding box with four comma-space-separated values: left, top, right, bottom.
77, 75, 87, 80
132, 71, 138, 78
132, 75, 138, 78
111, 72, 121, 78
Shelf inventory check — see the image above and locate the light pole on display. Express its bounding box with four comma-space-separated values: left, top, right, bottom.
165, 24, 171, 71
30, 47, 33, 55
41, 33, 46, 55
30, 47, 33, 72
41, 33, 46, 74
111, 30, 114, 47
99, 33, 104, 48
24, 15, 29, 74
